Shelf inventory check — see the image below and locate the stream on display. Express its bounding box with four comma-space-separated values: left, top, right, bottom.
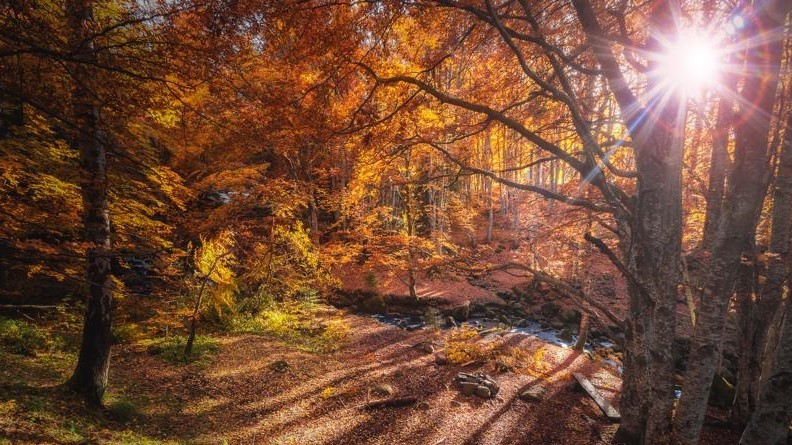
370, 312, 623, 373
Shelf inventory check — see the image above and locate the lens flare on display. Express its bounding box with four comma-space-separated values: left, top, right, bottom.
655, 31, 723, 98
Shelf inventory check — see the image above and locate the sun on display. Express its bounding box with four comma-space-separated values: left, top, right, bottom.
655, 31, 723, 98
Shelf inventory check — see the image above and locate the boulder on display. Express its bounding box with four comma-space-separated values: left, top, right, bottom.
435, 353, 449, 366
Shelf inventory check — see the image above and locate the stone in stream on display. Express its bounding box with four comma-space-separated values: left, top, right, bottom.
558, 328, 574, 343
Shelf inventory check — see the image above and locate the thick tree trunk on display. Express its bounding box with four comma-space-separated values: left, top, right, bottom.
732, 110, 792, 425
572, 2, 683, 443
739, 296, 792, 445
66, 0, 114, 405
673, 2, 788, 442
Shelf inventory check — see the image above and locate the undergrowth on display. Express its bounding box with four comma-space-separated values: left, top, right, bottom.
142, 335, 219, 366
228, 300, 350, 353
0, 316, 63, 356
442, 326, 552, 376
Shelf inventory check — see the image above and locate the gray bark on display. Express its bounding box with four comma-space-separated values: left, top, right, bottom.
673, 2, 789, 442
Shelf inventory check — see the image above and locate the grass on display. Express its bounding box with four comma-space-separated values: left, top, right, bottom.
229, 301, 350, 353
0, 317, 63, 356
141, 334, 219, 366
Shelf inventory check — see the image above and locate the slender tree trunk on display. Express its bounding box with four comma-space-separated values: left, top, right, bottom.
66, 0, 114, 406
702, 86, 734, 250
674, 3, 788, 442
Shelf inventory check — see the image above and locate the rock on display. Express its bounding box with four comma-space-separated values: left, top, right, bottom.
460, 382, 478, 396
360, 295, 387, 314
451, 301, 471, 322
416, 401, 430, 410
372, 384, 394, 397
435, 353, 449, 366
450, 400, 462, 408
445, 316, 458, 328
541, 302, 561, 318
550, 320, 565, 330
420, 343, 435, 354
519, 386, 546, 402
456, 372, 499, 399
474, 385, 491, 398
558, 328, 574, 343
515, 319, 530, 328
269, 360, 290, 373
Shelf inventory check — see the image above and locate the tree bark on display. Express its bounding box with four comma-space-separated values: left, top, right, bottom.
66, 0, 114, 406
731, 110, 792, 425
572, 2, 684, 443
674, 2, 789, 442
739, 296, 792, 445
701, 85, 734, 250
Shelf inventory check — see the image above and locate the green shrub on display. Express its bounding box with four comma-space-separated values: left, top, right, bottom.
108, 398, 137, 423
0, 317, 59, 356
228, 302, 349, 353
145, 335, 218, 366
111, 323, 144, 344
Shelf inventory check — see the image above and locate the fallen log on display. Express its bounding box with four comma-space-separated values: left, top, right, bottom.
573, 373, 620, 421
364, 396, 418, 409
0, 305, 58, 310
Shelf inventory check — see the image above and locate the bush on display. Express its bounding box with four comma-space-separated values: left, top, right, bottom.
111, 323, 144, 344
0, 317, 59, 356
146, 335, 218, 366
108, 398, 138, 423
228, 301, 350, 353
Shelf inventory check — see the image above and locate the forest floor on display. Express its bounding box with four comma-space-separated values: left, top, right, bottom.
0, 307, 740, 445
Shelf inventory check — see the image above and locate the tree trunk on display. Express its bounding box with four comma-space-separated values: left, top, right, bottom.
572, 2, 684, 443
731, 111, 792, 425
673, 2, 788, 442
66, 0, 114, 406
739, 296, 792, 445
701, 85, 734, 250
